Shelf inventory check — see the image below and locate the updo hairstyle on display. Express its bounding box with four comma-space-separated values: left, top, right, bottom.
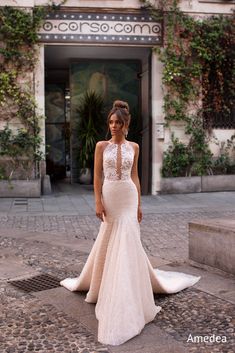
113, 100, 129, 112
106, 100, 131, 138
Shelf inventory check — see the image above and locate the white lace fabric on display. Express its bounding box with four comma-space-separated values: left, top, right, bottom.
103, 141, 134, 181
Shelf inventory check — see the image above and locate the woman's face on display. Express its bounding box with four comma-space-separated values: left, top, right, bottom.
109, 114, 124, 137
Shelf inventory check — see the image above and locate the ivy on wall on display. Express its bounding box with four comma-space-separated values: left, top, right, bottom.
0, 6, 47, 179
0, 2, 67, 180
141, 0, 235, 177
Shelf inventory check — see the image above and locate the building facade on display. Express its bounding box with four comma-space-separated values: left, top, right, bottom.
1, 0, 234, 195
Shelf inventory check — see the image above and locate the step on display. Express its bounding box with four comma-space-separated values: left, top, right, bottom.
189, 219, 235, 275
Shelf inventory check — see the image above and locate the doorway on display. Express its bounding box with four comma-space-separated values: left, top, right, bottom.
70, 59, 141, 182
44, 45, 152, 193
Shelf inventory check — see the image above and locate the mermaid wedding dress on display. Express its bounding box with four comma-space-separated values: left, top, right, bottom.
60, 140, 200, 346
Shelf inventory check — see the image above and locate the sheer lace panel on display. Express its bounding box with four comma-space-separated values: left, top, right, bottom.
103, 141, 134, 181
116, 144, 122, 179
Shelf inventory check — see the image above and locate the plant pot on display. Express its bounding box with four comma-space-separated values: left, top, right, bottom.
160, 176, 201, 194
201, 174, 235, 192
78, 168, 92, 185
160, 174, 235, 194
0, 179, 41, 197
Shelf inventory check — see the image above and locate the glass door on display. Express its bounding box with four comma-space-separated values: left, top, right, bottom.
45, 83, 66, 180
70, 60, 141, 182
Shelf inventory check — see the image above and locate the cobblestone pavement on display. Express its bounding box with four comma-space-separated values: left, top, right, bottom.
1, 209, 235, 262
0, 189, 235, 352
1, 234, 234, 353
1, 294, 108, 353
0, 235, 108, 353
153, 289, 234, 353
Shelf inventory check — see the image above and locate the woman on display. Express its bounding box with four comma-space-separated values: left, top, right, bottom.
60, 100, 200, 346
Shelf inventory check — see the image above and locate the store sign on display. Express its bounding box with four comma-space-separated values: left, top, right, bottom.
38, 11, 162, 46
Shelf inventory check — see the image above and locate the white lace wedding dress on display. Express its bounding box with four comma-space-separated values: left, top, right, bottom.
60, 140, 201, 346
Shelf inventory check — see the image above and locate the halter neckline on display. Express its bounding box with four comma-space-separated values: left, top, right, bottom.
108, 140, 127, 146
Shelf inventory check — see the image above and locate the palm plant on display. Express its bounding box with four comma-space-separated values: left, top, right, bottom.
77, 91, 104, 170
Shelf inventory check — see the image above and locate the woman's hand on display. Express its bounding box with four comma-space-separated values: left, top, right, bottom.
96, 202, 106, 222
137, 205, 142, 223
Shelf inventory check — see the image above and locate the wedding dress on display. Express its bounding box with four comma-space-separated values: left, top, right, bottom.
60, 140, 201, 346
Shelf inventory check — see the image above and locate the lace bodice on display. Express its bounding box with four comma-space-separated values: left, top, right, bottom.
103, 141, 135, 181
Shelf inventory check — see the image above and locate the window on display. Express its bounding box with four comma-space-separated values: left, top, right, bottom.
202, 58, 235, 129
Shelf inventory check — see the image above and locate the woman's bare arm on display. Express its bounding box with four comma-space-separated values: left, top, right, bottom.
131, 143, 142, 222
94, 141, 106, 221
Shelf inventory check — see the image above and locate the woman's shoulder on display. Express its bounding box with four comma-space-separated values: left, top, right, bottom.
96, 140, 110, 150
128, 141, 139, 150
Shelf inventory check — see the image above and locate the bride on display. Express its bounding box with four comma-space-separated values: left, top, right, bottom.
60, 100, 201, 346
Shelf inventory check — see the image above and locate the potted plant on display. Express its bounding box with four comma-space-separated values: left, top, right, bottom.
77, 90, 104, 184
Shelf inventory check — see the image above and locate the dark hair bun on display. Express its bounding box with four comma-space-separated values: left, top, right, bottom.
113, 100, 129, 113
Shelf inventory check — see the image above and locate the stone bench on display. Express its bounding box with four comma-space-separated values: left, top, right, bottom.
189, 219, 235, 275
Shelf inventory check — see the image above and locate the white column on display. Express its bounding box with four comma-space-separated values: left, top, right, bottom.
34, 44, 46, 175
151, 50, 164, 195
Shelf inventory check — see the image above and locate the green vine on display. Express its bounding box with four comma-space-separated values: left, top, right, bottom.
141, 0, 235, 177
0, 3, 66, 180
0, 6, 44, 179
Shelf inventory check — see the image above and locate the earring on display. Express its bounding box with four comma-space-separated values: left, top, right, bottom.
125, 130, 128, 138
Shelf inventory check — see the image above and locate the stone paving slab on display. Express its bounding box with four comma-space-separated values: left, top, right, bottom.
0, 255, 40, 280
0, 228, 94, 254
108, 325, 188, 353
36, 288, 95, 316
1, 190, 235, 215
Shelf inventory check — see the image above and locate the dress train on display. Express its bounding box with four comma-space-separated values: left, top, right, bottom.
60, 200, 200, 346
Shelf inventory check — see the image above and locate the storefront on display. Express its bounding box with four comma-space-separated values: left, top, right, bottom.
1, 0, 234, 196
36, 8, 163, 194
